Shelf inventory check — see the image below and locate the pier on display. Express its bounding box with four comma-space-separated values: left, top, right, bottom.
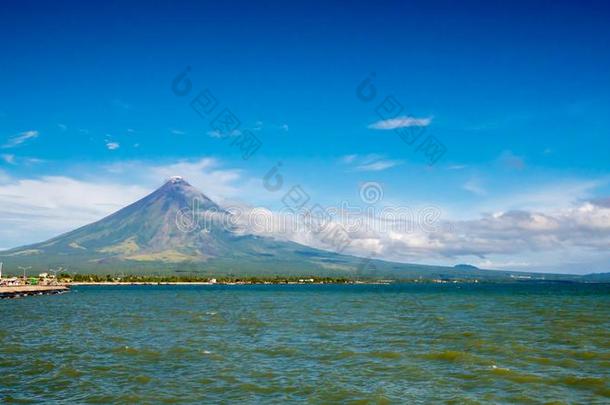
0, 285, 69, 299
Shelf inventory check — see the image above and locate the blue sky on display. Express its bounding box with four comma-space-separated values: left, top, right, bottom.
1, 0, 610, 273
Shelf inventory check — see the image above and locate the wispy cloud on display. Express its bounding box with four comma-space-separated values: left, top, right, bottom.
1, 154, 16, 165
368, 116, 432, 130
57, 123, 67, 131
106, 142, 120, 150
0, 155, 44, 166
207, 129, 241, 138
498, 150, 525, 170
478, 178, 605, 213
463, 178, 487, 196
448, 164, 467, 170
355, 159, 402, 172
171, 129, 186, 135
340, 154, 358, 164
341, 154, 403, 172
2, 130, 39, 148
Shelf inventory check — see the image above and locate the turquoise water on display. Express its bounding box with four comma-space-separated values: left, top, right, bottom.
1, 283, 609, 403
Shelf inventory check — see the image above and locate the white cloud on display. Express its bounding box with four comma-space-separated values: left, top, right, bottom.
106, 142, 120, 150
147, 159, 242, 201
0, 169, 9, 184
425, 204, 610, 259
2, 130, 39, 148
0, 176, 149, 248
237, 198, 610, 273
368, 116, 432, 130
103, 157, 244, 204
58, 124, 67, 131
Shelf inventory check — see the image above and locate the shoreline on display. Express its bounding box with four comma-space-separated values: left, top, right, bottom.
68, 281, 389, 286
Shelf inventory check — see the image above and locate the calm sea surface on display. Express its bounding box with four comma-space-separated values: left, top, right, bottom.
1, 283, 609, 404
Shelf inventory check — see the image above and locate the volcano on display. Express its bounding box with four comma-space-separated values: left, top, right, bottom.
0, 178, 536, 279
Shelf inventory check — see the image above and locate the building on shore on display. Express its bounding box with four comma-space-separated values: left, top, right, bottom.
1, 277, 21, 286
0, 264, 59, 287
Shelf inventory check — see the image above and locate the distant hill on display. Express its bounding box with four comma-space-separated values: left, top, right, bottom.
0, 178, 585, 281
453, 264, 480, 271
581, 272, 610, 282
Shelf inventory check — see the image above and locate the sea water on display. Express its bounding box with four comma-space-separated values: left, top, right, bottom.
1, 283, 608, 403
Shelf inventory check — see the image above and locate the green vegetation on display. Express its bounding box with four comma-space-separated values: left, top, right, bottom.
61, 273, 353, 284
58, 273, 584, 284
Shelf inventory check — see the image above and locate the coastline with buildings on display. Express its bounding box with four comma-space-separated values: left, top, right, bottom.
0, 262, 69, 298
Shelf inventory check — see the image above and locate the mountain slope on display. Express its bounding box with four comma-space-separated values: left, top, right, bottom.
1, 177, 302, 264
0, 177, 582, 280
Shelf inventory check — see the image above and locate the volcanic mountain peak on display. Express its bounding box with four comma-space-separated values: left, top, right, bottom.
0, 177, 500, 280
0, 178, 233, 263
158, 176, 195, 192
168, 175, 185, 183
147, 177, 219, 211
160, 176, 197, 193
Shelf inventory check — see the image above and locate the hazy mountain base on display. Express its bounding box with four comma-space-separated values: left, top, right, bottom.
0, 249, 585, 281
